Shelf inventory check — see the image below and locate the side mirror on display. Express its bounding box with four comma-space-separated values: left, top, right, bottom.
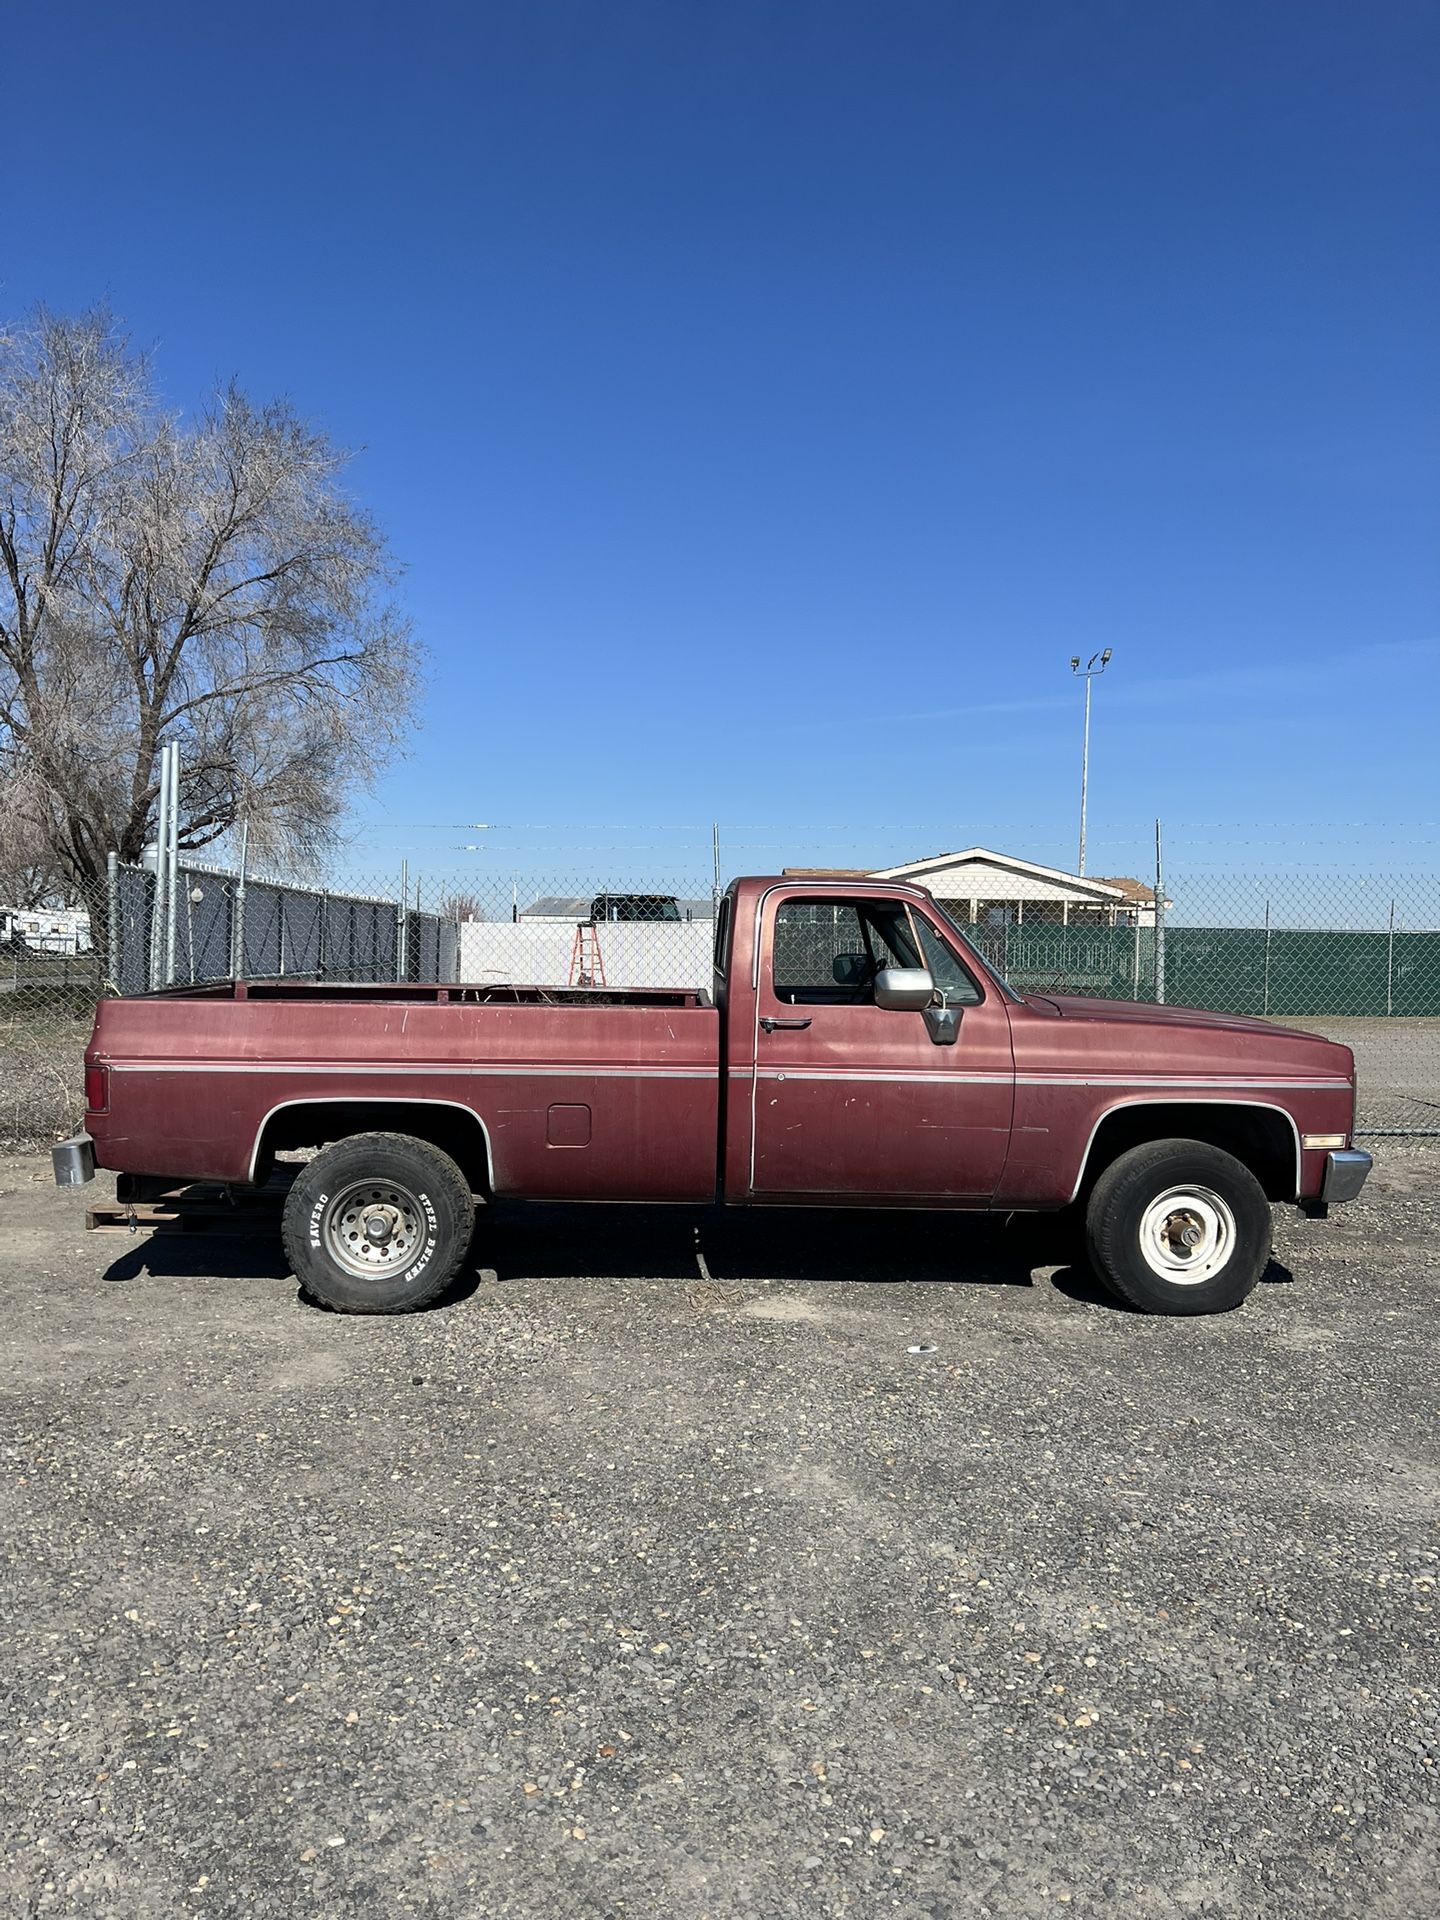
874, 966, 934, 1012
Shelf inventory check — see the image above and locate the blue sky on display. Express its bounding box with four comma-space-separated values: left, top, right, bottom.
7, 0, 1437, 887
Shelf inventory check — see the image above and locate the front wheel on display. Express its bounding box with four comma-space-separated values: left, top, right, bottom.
281, 1131, 475, 1314
1084, 1138, 1272, 1315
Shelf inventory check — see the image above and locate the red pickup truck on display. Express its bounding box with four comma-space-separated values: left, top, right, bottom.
55, 874, 1370, 1317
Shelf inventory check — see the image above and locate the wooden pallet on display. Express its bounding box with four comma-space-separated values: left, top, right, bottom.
86, 1182, 285, 1236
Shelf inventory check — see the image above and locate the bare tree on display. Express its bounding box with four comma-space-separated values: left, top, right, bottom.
440, 890, 486, 922
0, 307, 420, 894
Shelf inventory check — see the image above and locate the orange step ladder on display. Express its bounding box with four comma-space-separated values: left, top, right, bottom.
568, 919, 607, 988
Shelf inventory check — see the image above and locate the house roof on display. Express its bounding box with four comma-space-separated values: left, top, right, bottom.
1092, 875, 1158, 905
520, 896, 593, 918
870, 846, 1134, 901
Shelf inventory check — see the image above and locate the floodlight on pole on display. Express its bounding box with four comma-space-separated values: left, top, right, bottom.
1070, 648, 1113, 876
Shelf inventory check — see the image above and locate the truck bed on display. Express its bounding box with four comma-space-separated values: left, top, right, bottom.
86, 983, 722, 1199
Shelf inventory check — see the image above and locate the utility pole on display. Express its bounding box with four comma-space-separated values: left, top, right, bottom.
1069, 648, 1112, 875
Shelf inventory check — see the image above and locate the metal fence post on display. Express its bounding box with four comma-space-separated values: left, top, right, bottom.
1154, 819, 1167, 1006
231, 822, 249, 978
397, 861, 409, 981
147, 745, 171, 990
1262, 900, 1272, 1016
1387, 900, 1396, 1017
163, 743, 180, 986
106, 852, 120, 988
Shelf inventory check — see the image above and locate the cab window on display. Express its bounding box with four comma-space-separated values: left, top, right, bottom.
771, 898, 920, 1005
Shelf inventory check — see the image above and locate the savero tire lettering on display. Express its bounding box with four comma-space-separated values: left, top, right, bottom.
309, 1193, 329, 1250
404, 1191, 439, 1285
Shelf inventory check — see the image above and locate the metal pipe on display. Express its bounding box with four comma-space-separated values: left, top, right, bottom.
1078, 672, 1092, 875
1070, 648, 1112, 876
232, 821, 249, 978
148, 745, 171, 990
1386, 900, 1396, 1017
106, 851, 120, 990
1153, 817, 1166, 1006
397, 860, 409, 981
164, 743, 180, 986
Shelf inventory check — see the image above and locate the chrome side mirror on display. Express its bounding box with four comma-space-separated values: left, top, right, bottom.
874, 966, 934, 1012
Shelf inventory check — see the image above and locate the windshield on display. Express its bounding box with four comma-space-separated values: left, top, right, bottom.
925, 898, 1024, 1003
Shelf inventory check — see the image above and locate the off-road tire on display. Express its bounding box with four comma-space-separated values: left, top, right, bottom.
1084, 1137, 1271, 1316
281, 1131, 475, 1315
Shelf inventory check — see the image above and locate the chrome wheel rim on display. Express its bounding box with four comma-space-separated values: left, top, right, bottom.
321, 1179, 425, 1280
1137, 1184, 1236, 1286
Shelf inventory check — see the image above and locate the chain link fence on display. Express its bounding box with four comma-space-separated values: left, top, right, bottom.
3, 842, 1436, 1149
102, 860, 459, 996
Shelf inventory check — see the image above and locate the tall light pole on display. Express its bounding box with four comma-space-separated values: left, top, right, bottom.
1069, 648, 1112, 875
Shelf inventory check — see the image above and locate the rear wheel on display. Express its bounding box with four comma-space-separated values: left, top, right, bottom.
1084, 1138, 1271, 1315
281, 1131, 475, 1314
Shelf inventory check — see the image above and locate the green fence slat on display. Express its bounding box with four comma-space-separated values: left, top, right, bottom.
955, 920, 1440, 1017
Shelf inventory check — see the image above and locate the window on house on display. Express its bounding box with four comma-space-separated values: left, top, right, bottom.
976, 899, 1016, 927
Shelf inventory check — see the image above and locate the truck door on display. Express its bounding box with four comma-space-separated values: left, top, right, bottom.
746, 891, 1014, 1202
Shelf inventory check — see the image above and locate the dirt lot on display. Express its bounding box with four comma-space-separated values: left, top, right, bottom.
1, 1147, 1437, 1919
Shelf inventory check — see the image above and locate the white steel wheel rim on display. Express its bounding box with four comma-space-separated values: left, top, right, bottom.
1137, 1183, 1236, 1286
322, 1179, 425, 1280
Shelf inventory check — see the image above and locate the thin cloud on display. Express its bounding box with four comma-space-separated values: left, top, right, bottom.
784, 695, 1069, 735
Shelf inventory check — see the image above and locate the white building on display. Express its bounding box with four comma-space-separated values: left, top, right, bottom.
0, 905, 93, 953
864, 848, 1165, 928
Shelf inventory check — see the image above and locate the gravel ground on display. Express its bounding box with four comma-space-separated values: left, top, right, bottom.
0, 1019, 88, 1154
1, 1147, 1437, 1919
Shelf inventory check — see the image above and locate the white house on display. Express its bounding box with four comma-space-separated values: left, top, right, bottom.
1, 905, 93, 953
861, 848, 1165, 928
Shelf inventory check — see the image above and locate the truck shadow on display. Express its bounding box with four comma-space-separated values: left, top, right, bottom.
478, 1206, 1295, 1308
100, 1203, 1295, 1313
101, 1203, 1091, 1298
484, 1203, 1102, 1300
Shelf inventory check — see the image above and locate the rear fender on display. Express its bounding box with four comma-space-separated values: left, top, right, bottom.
250, 1097, 495, 1193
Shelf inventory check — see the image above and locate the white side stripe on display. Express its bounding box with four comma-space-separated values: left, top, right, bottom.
108, 1061, 715, 1080
108, 1061, 1349, 1093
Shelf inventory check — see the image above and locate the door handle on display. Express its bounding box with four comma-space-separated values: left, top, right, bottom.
760, 1015, 812, 1032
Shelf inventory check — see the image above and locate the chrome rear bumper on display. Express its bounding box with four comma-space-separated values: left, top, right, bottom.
52, 1133, 96, 1187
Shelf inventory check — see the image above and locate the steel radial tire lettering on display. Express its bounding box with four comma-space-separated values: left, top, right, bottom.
1083, 1138, 1272, 1316
281, 1131, 475, 1315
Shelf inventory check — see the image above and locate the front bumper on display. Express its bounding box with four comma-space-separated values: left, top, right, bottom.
52, 1133, 96, 1187
1322, 1148, 1372, 1204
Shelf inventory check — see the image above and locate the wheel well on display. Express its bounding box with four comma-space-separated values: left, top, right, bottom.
1079, 1103, 1297, 1203
254, 1101, 493, 1194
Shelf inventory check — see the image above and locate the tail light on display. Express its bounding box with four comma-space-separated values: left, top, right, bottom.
84, 1063, 109, 1114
